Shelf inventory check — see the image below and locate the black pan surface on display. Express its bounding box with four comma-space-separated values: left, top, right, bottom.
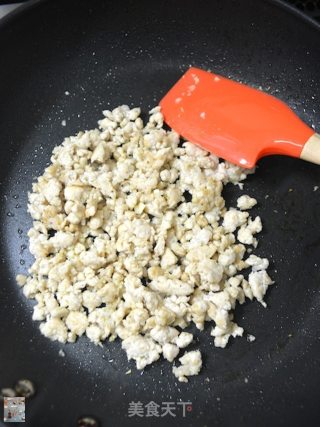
0, 1, 319, 426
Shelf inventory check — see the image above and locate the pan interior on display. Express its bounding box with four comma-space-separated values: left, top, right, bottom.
0, 1, 319, 426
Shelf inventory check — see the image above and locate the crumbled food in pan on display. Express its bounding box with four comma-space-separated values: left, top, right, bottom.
17, 106, 273, 381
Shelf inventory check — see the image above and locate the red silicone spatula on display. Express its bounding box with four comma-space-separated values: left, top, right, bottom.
160, 67, 320, 168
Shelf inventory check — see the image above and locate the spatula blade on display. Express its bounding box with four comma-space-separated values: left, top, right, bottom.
160, 67, 313, 168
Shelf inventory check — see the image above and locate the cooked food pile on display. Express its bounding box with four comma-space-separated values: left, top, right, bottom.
16, 106, 273, 382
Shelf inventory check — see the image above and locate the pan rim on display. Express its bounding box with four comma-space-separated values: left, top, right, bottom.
267, 0, 320, 30
0, 0, 320, 34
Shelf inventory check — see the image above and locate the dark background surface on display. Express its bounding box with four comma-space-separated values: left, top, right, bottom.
0, 1, 319, 426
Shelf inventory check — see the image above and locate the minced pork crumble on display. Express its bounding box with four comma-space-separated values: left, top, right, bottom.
16, 105, 273, 382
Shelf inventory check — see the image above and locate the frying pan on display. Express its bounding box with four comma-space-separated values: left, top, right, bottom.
0, 1, 319, 426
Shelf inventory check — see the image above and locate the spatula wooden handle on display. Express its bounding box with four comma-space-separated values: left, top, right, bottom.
300, 133, 320, 165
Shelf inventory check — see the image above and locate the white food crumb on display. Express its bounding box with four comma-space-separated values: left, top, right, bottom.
162, 343, 179, 362
247, 334, 256, 342
237, 195, 257, 210
16, 274, 27, 287
122, 335, 161, 370
61, 120, 67, 127
245, 254, 269, 271
174, 332, 193, 348
248, 270, 274, 306
237, 216, 262, 246
172, 350, 202, 382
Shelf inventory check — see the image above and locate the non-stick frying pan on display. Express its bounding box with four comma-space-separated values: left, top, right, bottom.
0, 1, 319, 426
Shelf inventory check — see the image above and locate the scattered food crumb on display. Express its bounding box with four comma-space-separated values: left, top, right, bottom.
59, 349, 65, 357
0, 388, 16, 400
237, 195, 257, 210
247, 334, 256, 343
61, 120, 67, 127
77, 416, 98, 427
172, 350, 202, 383
244, 377, 249, 383
65, 91, 70, 96
14, 379, 35, 398
313, 186, 319, 192
125, 369, 132, 375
